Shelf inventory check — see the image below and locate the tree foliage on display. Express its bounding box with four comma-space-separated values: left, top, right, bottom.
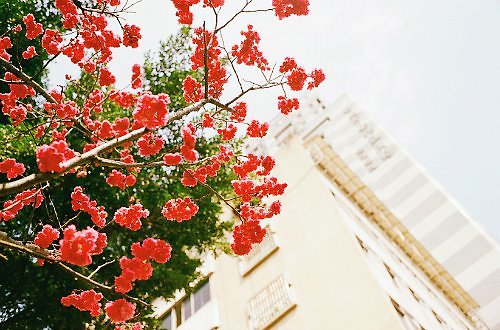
0, 0, 323, 329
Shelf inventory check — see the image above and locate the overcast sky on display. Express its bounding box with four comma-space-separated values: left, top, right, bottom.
50, 0, 500, 241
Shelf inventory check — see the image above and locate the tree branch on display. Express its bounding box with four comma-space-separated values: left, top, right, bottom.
0, 100, 209, 197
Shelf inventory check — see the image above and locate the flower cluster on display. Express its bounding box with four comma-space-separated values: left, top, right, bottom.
277, 96, 300, 115
123, 24, 141, 48
180, 123, 198, 162
231, 25, 269, 70
137, 133, 164, 157
115, 238, 171, 293
272, 0, 310, 20
0, 72, 35, 126
36, 140, 78, 173
23, 14, 43, 40
132, 93, 170, 129
131, 63, 142, 89
98, 67, 116, 87
162, 197, 199, 222
106, 170, 137, 189
279, 57, 325, 91
0, 158, 25, 179
231, 220, 267, 255
114, 256, 153, 293
22, 46, 37, 59
190, 28, 227, 97
59, 225, 107, 266
112, 204, 150, 231
233, 154, 275, 179
71, 186, 108, 227
182, 75, 203, 103
105, 299, 136, 323
246, 120, 269, 138
131, 238, 172, 264
232, 177, 287, 202
1, 188, 44, 221
34, 224, 60, 248
61, 290, 104, 317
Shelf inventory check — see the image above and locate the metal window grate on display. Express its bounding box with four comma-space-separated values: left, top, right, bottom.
248, 275, 295, 330
240, 227, 278, 275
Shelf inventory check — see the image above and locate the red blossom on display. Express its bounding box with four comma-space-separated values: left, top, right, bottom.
231, 220, 267, 255
59, 225, 107, 266
246, 120, 269, 138
112, 204, 150, 231
106, 170, 136, 189
0, 158, 25, 179
163, 153, 182, 166
137, 133, 164, 157
132, 93, 170, 129
277, 96, 300, 115
123, 24, 141, 48
182, 76, 203, 103
218, 124, 237, 141
36, 140, 77, 173
272, 0, 310, 20
34, 224, 60, 248
41, 29, 62, 55
162, 197, 198, 222
23, 14, 44, 40
131, 238, 172, 263
71, 186, 107, 227
105, 299, 135, 323
307, 69, 326, 89
131, 64, 142, 89
1, 188, 44, 222
230, 102, 247, 122
231, 25, 269, 70
98, 67, 116, 87
22, 46, 37, 59
61, 290, 103, 317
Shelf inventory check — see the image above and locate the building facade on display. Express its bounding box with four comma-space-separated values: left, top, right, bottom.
155, 95, 500, 330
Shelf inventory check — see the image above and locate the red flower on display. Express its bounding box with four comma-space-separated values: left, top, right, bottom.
131, 64, 142, 89
61, 290, 103, 317
36, 140, 77, 173
230, 102, 247, 122
131, 238, 172, 263
123, 24, 141, 48
106, 170, 136, 189
41, 29, 62, 55
71, 186, 107, 227
246, 120, 269, 138
105, 299, 135, 323
307, 69, 325, 89
231, 25, 269, 70
217, 124, 237, 141
23, 14, 44, 40
162, 197, 198, 222
98, 67, 116, 87
34, 224, 59, 248
22, 46, 37, 59
132, 93, 170, 129
286, 67, 307, 91
114, 257, 153, 292
0, 158, 25, 179
272, 0, 310, 20
182, 76, 203, 103
59, 225, 107, 266
112, 204, 150, 231
163, 153, 182, 166
277, 96, 299, 115
137, 133, 164, 157
231, 220, 267, 255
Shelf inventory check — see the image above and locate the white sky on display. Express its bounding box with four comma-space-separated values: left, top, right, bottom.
50, 0, 500, 241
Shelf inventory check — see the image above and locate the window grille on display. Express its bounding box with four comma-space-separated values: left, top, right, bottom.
247, 274, 295, 330
240, 226, 278, 275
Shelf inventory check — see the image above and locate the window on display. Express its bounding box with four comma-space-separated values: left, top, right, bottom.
240, 226, 279, 276
161, 312, 172, 330
247, 274, 296, 330
161, 278, 212, 329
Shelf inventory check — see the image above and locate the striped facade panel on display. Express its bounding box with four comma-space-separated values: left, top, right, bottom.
289, 95, 500, 328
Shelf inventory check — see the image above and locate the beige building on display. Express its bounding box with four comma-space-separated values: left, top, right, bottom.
155, 96, 500, 330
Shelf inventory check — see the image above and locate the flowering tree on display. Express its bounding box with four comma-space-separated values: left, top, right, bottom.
0, 0, 324, 328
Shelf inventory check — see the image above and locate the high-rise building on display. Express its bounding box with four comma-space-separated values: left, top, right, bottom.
154, 95, 500, 330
